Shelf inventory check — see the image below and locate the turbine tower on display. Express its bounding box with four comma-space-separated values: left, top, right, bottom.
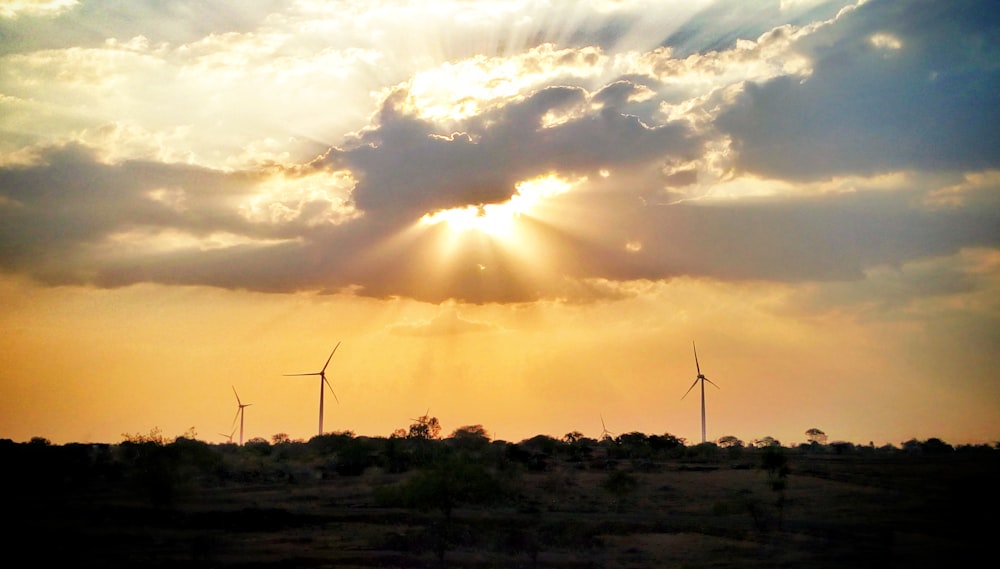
231, 386, 251, 446
284, 341, 341, 438
681, 341, 720, 444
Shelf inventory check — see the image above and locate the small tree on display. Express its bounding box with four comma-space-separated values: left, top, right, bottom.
449, 425, 491, 452
717, 435, 745, 459
717, 435, 744, 448
805, 428, 828, 445
121, 427, 166, 445
408, 415, 442, 440
752, 436, 781, 448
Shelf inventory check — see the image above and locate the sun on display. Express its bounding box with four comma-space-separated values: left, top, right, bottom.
418, 174, 580, 238
419, 202, 514, 237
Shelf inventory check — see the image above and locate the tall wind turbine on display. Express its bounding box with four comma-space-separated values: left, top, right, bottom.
231, 386, 251, 446
284, 341, 341, 438
681, 341, 720, 444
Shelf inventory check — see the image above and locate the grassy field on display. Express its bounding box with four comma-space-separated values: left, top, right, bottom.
7, 441, 997, 568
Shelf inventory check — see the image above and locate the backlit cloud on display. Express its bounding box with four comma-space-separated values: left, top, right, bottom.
0, 0, 997, 305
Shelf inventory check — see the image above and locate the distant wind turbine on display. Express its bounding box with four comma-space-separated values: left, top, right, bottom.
219, 428, 236, 444
681, 341, 720, 444
284, 341, 341, 438
600, 415, 616, 441
231, 386, 251, 446
409, 408, 431, 425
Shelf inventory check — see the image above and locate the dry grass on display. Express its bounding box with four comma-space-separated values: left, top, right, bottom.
7, 451, 997, 568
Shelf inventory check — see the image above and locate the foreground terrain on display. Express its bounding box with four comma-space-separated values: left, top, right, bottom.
4, 436, 997, 568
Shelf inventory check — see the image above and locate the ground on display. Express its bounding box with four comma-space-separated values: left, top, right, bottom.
6, 449, 996, 568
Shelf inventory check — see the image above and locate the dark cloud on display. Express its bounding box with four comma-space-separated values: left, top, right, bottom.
717, 0, 1000, 180
321, 84, 699, 221
0, 144, 254, 267
600, 190, 1000, 283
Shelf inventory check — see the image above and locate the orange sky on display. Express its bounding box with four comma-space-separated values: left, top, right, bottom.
1, 0, 998, 447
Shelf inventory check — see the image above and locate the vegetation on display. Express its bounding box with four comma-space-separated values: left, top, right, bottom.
3, 425, 998, 567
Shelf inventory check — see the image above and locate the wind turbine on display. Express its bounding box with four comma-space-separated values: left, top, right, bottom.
284, 341, 341, 438
409, 408, 431, 425
219, 428, 236, 444
600, 415, 616, 441
231, 386, 251, 446
681, 341, 720, 444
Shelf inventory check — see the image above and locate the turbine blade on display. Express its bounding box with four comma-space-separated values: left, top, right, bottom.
321, 341, 341, 373
704, 377, 720, 389
324, 377, 339, 404
231, 408, 241, 429
681, 377, 699, 399
232, 385, 242, 405
284, 372, 321, 376
693, 341, 701, 375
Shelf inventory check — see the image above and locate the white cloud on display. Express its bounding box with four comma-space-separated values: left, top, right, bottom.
0, 0, 78, 19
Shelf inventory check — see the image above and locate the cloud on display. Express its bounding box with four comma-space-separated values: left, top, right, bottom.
716, 0, 1000, 180
0, 0, 997, 305
319, 82, 699, 221
2, 137, 995, 303
0, 0, 77, 20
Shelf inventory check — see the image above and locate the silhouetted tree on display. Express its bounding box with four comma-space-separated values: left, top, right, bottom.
448, 425, 491, 453
408, 415, 442, 440
805, 428, 828, 445
333, 436, 376, 476
717, 435, 745, 459
921, 437, 954, 454
648, 433, 685, 458
717, 435, 744, 448
120, 440, 182, 508
244, 437, 271, 455
752, 436, 781, 448
121, 427, 166, 445
829, 441, 855, 455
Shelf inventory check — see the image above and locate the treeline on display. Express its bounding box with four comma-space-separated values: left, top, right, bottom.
3, 422, 996, 507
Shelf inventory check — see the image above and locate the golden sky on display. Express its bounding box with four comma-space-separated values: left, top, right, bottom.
1, 0, 998, 446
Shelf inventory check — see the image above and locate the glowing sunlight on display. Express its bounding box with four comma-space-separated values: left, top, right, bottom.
418, 174, 580, 238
